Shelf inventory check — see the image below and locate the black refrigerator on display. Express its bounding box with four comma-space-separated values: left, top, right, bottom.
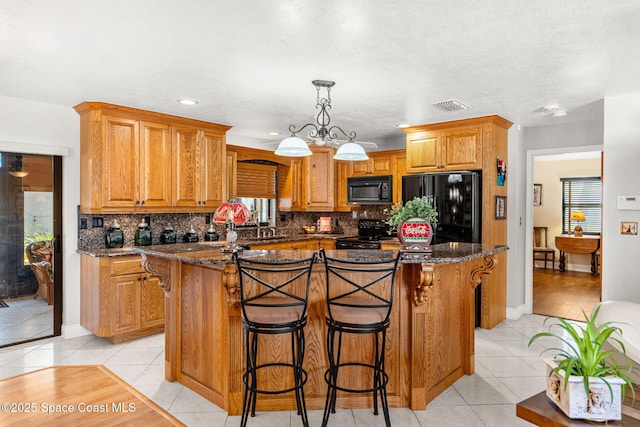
403, 171, 483, 326
402, 171, 482, 244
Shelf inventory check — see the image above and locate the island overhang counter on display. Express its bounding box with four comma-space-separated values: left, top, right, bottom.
132, 242, 507, 414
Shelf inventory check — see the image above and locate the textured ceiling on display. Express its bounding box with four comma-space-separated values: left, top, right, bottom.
1, 1, 639, 150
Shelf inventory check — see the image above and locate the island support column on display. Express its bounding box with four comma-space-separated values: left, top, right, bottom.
406, 255, 496, 410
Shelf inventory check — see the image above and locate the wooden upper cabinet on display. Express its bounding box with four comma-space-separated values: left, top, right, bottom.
97, 117, 171, 210
334, 160, 351, 211
404, 122, 482, 172
302, 146, 334, 211
172, 126, 227, 209
172, 126, 199, 207
200, 130, 226, 208
226, 151, 237, 200
101, 116, 140, 209
75, 102, 230, 213
392, 153, 406, 204
139, 121, 172, 208
441, 125, 483, 170
351, 153, 393, 176
405, 131, 440, 172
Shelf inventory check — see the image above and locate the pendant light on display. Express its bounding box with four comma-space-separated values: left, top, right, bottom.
333, 140, 369, 161
8, 154, 29, 178
275, 80, 369, 161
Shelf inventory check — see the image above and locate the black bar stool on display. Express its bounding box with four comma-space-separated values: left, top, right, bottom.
234, 251, 317, 427
320, 248, 400, 427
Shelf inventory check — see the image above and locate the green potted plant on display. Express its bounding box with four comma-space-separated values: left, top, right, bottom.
528, 305, 635, 421
386, 196, 438, 250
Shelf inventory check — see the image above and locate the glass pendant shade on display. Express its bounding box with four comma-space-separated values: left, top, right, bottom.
333, 142, 369, 161
214, 201, 252, 225
275, 136, 313, 157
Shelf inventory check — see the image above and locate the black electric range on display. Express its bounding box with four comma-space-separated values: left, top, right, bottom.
335, 219, 395, 249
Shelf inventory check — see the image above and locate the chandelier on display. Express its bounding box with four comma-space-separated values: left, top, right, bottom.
275, 80, 369, 161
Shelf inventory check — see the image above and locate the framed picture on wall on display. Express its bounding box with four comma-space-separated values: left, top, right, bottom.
495, 196, 507, 220
533, 183, 542, 206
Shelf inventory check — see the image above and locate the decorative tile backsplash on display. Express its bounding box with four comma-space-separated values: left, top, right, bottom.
77, 206, 390, 249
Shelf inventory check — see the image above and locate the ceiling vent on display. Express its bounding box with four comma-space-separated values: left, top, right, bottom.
432, 99, 471, 112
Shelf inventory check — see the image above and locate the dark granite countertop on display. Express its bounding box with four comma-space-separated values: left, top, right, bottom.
123, 241, 507, 266
77, 234, 346, 257
78, 238, 507, 264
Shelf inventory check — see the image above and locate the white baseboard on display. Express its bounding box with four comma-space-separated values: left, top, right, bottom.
533, 263, 594, 273
61, 324, 93, 340
507, 304, 528, 320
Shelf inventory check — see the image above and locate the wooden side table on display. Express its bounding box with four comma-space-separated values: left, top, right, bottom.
554, 235, 601, 275
517, 390, 640, 426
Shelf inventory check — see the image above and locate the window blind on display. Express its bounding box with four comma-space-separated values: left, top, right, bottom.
561, 177, 602, 234
236, 162, 276, 199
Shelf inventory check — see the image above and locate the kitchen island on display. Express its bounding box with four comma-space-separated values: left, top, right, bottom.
132, 242, 507, 413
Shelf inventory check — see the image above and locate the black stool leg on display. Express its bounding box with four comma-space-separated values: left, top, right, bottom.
241, 329, 257, 427
378, 330, 391, 427
373, 331, 380, 416
293, 328, 309, 427
322, 327, 337, 427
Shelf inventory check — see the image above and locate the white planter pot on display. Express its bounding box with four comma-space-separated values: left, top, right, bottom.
545, 359, 624, 421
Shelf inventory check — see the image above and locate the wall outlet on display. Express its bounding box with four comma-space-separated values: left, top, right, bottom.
79, 218, 88, 230
144, 216, 151, 226
92, 217, 103, 228
205, 215, 211, 224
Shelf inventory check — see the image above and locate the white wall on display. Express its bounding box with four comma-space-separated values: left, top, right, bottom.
0, 95, 88, 338
602, 93, 640, 303
506, 125, 526, 314
533, 157, 601, 271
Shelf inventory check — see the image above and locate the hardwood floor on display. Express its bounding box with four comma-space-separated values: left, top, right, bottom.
0, 365, 184, 426
533, 267, 601, 321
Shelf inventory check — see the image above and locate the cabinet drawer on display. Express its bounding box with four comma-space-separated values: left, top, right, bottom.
110, 256, 144, 276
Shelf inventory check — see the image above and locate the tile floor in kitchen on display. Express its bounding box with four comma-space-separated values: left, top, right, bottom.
0, 314, 557, 426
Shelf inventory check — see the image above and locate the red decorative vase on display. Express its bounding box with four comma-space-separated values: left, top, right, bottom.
398, 217, 433, 251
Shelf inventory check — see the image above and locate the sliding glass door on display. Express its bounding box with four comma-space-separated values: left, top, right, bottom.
0, 152, 62, 347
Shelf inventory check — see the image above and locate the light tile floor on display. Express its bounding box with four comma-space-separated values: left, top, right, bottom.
0, 314, 555, 426
0, 295, 53, 346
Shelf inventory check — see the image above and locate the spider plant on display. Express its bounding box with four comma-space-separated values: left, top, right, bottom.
528, 304, 635, 403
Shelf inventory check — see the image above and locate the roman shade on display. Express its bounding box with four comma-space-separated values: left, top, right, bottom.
236, 162, 276, 199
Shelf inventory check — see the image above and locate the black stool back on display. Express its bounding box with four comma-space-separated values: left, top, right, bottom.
234, 251, 317, 427
320, 248, 400, 427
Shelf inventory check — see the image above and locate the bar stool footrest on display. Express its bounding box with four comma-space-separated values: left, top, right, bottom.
243, 362, 308, 395
324, 362, 389, 394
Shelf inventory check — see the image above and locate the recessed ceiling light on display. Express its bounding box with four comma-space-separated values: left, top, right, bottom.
268, 131, 281, 136
178, 99, 198, 106
397, 124, 411, 128
542, 104, 560, 113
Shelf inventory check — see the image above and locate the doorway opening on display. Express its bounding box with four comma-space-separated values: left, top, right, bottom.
527, 148, 602, 321
0, 152, 62, 347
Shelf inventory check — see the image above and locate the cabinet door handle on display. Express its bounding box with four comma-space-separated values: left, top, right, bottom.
141, 200, 145, 205
135, 200, 140, 205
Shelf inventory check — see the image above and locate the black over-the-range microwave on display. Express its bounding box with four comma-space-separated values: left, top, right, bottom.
347, 175, 393, 204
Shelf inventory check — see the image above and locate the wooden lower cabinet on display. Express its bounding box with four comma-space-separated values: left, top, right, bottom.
81, 254, 164, 343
